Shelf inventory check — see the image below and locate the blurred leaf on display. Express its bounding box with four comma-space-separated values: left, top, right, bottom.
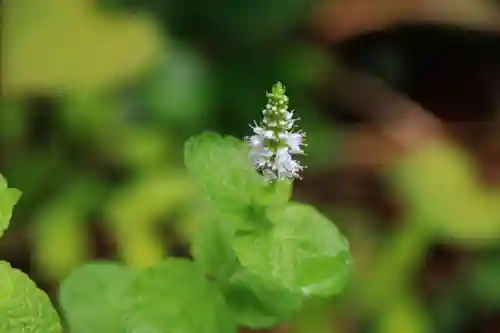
0, 100, 28, 143
360, 221, 430, 312
116, 230, 166, 270
0, 261, 62, 333
4, 148, 67, 213
467, 255, 500, 310
111, 129, 173, 169
184, 132, 267, 230
105, 171, 193, 268
376, 296, 432, 333
3, 0, 163, 94
34, 217, 90, 282
62, 92, 173, 170
389, 141, 500, 244
59, 262, 135, 333
233, 203, 351, 297
0, 175, 22, 239
141, 45, 214, 131
105, 171, 192, 229
120, 259, 236, 333
60, 91, 119, 140
32, 178, 102, 280
226, 268, 303, 329
175, 201, 207, 242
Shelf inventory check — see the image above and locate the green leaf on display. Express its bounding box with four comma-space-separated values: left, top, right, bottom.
226, 268, 303, 329
232, 203, 351, 297
184, 132, 267, 229
0, 261, 62, 333
190, 215, 302, 329
59, 262, 135, 333
0, 174, 22, 239
257, 179, 293, 207
120, 259, 236, 333
191, 217, 238, 281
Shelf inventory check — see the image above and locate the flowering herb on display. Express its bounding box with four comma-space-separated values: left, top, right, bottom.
0, 83, 350, 333
247, 82, 306, 181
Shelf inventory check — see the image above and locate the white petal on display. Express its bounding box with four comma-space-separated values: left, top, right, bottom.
250, 145, 272, 168
247, 134, 262, 146
286, 132, 304, 154
252, 126, 274, 139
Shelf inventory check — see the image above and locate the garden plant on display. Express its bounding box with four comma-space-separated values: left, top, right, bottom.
0, 83, 351, 333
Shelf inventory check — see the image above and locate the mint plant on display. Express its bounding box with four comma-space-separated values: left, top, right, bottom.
1, 82, 351, 333
0, 175, 63, 333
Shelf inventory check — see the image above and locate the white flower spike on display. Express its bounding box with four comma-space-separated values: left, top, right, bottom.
246, 82, 306, 181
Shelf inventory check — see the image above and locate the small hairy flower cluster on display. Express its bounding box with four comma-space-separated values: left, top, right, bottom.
246, 82, 306, 181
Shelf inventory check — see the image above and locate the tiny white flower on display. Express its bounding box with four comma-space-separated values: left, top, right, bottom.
251, 124, 274, 140
249, 134, 263, 147
284, 132, 306, 154
245, 82, 306, 181
251, 147, 272, 168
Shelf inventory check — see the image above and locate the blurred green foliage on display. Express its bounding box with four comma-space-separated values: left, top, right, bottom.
1, 0, 338, 276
